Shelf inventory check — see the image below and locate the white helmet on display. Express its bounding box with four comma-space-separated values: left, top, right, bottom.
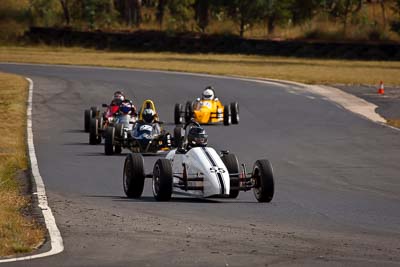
202, 87, 215, 100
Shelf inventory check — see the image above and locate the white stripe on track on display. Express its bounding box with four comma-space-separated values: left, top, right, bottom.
0, 78, 64, 263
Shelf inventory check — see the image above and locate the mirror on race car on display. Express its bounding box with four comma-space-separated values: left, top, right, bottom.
102, 103, 108, 107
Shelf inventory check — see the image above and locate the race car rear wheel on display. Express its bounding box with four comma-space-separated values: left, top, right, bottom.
89, 117, 98, 145
115, 123, 124, 139
104, 127, 115, 155
123, 153, 145, 198
96, 117, 103, 144
153, 159, 173, 201
252, 160, 274, 203
185, 101, 193, 123
90, 106, 98, 118
230, 102, 239, 125
174, 103, 183, 125
223, 105, 231, 126
115, 145, 122, 154
84, 109, 91, 132
173, 127, 183, 148
221, 153, 240, 199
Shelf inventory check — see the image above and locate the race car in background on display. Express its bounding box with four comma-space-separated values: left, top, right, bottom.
122, 121, 274, 202
174, 86, 239, 126
104, 99, 172, 155
84, 91, 137, 145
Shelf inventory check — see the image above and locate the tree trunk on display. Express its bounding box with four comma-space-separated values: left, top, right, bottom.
380, 0, 386, 29
156, 0, 167, 29
195, 0, 209, 32
267, 14, 276, 35
133, 0, 142, 27
343, 0, 351, 35
60, 0, 71, 26
240, 17, 245, 37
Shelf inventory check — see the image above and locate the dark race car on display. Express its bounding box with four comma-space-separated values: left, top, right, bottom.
104, 100, 172, 155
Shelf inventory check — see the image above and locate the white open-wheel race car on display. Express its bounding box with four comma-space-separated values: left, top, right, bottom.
122, 122, 274, 202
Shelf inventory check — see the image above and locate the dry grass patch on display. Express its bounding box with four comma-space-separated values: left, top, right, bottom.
0, 72, 44, 257
387, 119, 400, 128
1, 46, 400, 85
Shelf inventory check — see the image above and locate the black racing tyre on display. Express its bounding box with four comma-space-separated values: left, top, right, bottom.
90, 106, 98, 118
152, 159, 173, 201
96, 117, 103, 144
115, 145, 122, 154
104, 127, 115, 155
230, 102, 239, 125
115, 123, 124, 139
223, 104, 231, 126
174, 103, 183, 125
89, 117, 98, 145
173, 127, 183, 148
84, 109, 92, 132
123, 153, 145, 198
252, 160, 274, 203
221, 153, 240, 199
185, 101, 193, 123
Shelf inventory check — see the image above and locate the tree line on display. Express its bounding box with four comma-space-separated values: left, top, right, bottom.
21, 0, 400, 37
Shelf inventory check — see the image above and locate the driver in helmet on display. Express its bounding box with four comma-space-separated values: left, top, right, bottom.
201, 86, 215, 101
142, 108, 156, 123
187, 126, 208, 149
140, 108, 161, 134
111, 90, 125, 106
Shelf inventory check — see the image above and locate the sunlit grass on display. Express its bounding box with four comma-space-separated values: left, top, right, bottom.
1, 45, 400, 85
387, 119, 400, 128
0, 72, 44, 257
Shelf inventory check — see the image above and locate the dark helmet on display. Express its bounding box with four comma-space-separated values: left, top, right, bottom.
142, 108, 155, 123
187, 126, 208, 147
119, 100, 132, 114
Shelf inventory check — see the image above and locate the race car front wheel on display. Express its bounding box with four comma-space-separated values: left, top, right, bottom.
89, 117, 98, 145
230, 102, 239, 125
185, 101, 193, 123
123, 153, 145, 198
152, 159, 173, 201
174, 103, 184, 125
221, 153, 240, 199
84, 109, 91, 132
223, 105, 231, 126
252, 160, 274, 203
104, 127, 115, 155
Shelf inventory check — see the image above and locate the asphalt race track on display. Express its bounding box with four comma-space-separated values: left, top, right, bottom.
1, 63, 400, 267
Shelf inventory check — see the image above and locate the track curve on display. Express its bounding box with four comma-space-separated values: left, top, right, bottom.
1, 63, 400, 267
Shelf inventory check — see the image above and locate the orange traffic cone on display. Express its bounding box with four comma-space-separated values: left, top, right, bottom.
378, 81, 385, 95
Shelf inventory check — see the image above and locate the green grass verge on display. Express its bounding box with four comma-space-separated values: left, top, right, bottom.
0, 72, 44, 257
0, 45, 400, 85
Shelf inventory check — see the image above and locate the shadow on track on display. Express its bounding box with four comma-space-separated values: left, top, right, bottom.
85, 195, 222, 203
84, 195, 259, 204
64, 129, 86, 133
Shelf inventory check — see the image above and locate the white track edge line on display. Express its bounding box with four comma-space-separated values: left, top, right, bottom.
0, 78, 64, 263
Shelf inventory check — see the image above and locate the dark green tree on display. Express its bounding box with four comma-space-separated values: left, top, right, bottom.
222, 0, 265, 37
167, 0, 195, 31
261, 0, 294, 35
325, 0, 363, 33
194, 0, 210, 32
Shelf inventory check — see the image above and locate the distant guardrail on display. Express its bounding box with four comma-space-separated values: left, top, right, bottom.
25, 27, 400, 61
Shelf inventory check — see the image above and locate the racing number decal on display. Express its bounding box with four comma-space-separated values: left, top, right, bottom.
140, 125, 153, 131
201, 101, 212, 108
209, 167, 226, 174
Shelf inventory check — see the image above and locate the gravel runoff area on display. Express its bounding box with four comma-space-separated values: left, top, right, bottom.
335, 84, 400, 121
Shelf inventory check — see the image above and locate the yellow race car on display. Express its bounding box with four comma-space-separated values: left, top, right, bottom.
174, 89, 239, 126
